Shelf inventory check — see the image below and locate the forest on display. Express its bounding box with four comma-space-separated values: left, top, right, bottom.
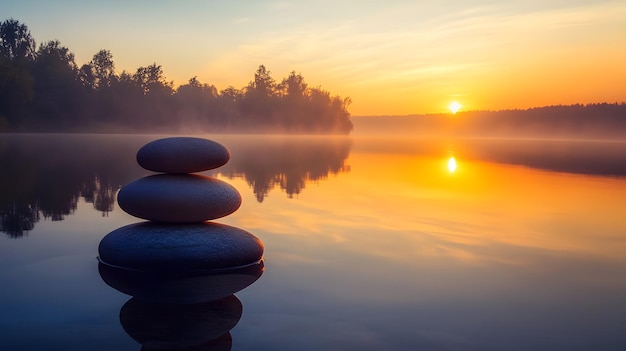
0, 19, 353, 134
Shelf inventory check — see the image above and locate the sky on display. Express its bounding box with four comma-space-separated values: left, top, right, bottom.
1, 0, 625, 115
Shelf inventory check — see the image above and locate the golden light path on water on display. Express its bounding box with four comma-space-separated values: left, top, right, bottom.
221, 139, 626, 275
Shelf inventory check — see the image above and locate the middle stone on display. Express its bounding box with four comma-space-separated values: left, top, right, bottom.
117, 174, 242, 222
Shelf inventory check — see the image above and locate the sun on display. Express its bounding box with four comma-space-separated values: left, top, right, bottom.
448, 101, 462, 114
447, 156, 457, 173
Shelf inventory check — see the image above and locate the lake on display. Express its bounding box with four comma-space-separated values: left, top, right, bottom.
1, 133, 626, 350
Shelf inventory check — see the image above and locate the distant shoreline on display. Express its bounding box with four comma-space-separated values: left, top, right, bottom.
351, 103, 626, 139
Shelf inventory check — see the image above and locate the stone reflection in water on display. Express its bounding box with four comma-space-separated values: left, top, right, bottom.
99, 260, 264, 304
98, 137, 264, 350
120, 296, 241, 351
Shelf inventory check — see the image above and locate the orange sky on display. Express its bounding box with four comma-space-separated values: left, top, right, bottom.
2, 0, 625, 115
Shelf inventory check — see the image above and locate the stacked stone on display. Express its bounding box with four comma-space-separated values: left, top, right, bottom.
98, 137, 264, 303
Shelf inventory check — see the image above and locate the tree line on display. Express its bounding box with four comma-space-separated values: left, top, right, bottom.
354, 103, 626, 139
444, 103, 626, 139
0, 19, 353, 134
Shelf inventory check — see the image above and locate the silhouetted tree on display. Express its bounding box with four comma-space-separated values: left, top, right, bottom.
277, 71, 307, 131
107, 70, 144, 124
174, 76, 220, 130
131, 63, 176, 128
133, 63, 172, 95
280, 71, 307, 98
88, 49, 116, 89
241, 65, 278, 128
249, 65, 276, 97
0, 59, 33, 129
29, 40, 84, 129
0, 18, 36, 63
0, 19, 35, 128
217, 86, 244, 129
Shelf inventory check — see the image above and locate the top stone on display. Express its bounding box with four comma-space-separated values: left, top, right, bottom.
137, 137, 230, 173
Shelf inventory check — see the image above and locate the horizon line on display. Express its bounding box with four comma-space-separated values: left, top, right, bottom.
352, 101, 626, 117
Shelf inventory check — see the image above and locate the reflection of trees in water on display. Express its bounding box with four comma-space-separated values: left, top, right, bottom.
214, 137, 352, 202
81, 177, 117, 214
0, 178, 114, 237
0, 134, 146, 237
0, 135, 353, 236
2, 134, 622, 237
1, 204, 39, 237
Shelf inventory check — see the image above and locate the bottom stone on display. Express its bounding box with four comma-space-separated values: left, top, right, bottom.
98, 222, 264, 273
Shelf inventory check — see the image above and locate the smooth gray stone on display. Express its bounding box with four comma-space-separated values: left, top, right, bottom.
98, 222, 264, 272
117, 174, 241, 222
137, 137, 230, 173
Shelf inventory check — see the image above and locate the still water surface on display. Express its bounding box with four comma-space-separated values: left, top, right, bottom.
1, 134, 625, 350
